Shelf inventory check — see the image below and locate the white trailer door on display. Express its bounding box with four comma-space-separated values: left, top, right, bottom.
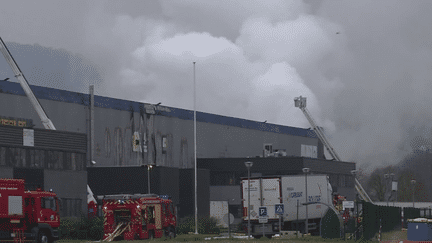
262, 178, 281, 220
242, 179, 261, 220
307, 175, 329, 219
281, 176, 305, 221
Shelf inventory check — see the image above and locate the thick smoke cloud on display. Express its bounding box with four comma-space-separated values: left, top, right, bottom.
1, 0, 432, 171
316, 1, 432, 170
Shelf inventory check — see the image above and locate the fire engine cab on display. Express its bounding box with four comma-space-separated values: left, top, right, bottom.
102, 194, 176, 241
0, 179, 60, 243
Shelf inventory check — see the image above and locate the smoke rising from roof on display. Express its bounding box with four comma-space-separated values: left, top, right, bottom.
1, 0, 432, 171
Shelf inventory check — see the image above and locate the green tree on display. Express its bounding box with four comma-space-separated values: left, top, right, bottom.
365, 165, 397, 202
367, 173, 386, 201
396, 169, 427, 202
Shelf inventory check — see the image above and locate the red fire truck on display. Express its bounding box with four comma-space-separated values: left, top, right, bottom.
102, 194, 176, 241
0, 178, 60, 243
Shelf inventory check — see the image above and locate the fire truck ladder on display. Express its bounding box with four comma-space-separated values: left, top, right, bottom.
0, 37, 56, 130
103, 222, 131, 242
294, 96, 373, 203
0, 36, 97, 205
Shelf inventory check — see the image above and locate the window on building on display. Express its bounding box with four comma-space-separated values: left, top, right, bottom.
346, 175, 354, 188
162, 136, 167, 154
33, 150, 45, 168
328, 174, 338, 188
339, 175, 346, 188
0, 147, 5, 166
211, 172, 238, 186
105, 128, 111, 158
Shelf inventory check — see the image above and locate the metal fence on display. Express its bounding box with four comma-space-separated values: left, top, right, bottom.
353, 201, 424, 240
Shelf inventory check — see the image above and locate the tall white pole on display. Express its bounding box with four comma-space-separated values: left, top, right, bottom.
302, 168, 310, 236
194, 62, 198, 234
305, 172, 308, 235
90, 85, 94, 167
147, 165, 152, 194
247, 166, 251, 240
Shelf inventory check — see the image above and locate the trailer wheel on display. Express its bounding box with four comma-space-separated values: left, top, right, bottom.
37, 231, 49, 243
266, 234, 272, 239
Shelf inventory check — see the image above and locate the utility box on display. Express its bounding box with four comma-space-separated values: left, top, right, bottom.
407, 218, 432, 241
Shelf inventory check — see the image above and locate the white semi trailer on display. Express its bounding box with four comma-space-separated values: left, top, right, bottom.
241, 175, 334, 238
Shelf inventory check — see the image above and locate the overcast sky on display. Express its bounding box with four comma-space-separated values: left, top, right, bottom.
1, 0, 431, 170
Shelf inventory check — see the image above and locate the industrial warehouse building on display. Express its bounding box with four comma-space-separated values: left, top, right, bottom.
0, 123, 87, 217
0, 79, 355, 219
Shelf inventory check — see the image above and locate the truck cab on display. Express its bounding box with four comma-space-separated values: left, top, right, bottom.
25, 189, 60, 227
0, 179, 60, 243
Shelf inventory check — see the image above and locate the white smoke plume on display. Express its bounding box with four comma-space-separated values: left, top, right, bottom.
1, 0, 432, 171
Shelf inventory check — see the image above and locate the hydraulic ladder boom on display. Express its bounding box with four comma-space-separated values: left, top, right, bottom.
0, 37, 97, 207
0, 37, 56, 130
294, 96, 373, 203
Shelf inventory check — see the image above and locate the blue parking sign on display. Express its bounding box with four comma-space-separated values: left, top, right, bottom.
259, 207, 267, 217
275, 204, 284, 215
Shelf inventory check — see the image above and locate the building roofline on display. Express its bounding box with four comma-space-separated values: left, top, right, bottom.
0, 79, 317, 138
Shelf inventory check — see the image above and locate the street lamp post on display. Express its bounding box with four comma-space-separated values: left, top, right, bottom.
147, 164, 153, 194
389, 173, 395, 206
411, 179, 416, 208
351, 170, 358, 240
302, 168, 310, 236
244, 161, 253, 240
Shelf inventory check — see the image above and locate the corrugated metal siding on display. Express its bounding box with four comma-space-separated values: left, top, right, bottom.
304, 158, 355, 175
0, 126, 86, 153
34, 129, 87, 153
0, 126, 22, 147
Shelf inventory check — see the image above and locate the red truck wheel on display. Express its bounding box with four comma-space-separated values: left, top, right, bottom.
37, 231, 49, 243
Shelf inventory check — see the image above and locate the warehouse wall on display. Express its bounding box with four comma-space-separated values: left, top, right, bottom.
0, 80, 320, 169
87, 166, 180, 207
45, 170, 87, 217
178, 168, 210, 219
0, 167, 12, 178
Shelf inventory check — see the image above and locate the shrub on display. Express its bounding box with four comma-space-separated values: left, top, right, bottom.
236, 221, 246, 233
177, 216, 220, 235
198, 216, 220, 234
59, 214, 104, 240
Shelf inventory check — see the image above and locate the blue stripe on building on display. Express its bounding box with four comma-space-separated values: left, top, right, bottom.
0, 80, 317, 138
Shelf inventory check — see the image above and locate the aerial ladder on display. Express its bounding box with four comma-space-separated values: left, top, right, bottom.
0, 37, 97, 208
294, 96, 373, 203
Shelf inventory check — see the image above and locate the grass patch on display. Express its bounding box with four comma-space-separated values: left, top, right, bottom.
56, 233, 377, 242
56, 225, 408, 242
